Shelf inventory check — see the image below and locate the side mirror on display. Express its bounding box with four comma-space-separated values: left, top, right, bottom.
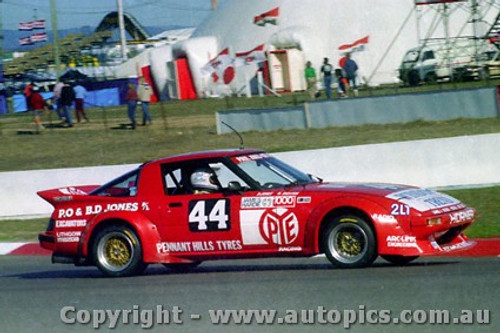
227, 181, 243, 193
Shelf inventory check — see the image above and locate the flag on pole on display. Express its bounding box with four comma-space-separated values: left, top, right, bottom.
30, 32, 48, 43
253, 7, 279, 26
32, 19, 46, 30
338, 35, 370, 54
235, 44, 267, 67
19, 37, 34, 45
18, 22, 33, 31
201, 48, 235, 84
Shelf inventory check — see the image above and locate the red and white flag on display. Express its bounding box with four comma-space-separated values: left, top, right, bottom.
18, 22, 33, 31
338, 35, 369, 54
414, 0, 466, 5
253, 7, 279, 26
235, 44, 267, 67
32, 19, 46, 30
30, 32, 48, 43
201, 48, 235, 84
19, 37, 33, 46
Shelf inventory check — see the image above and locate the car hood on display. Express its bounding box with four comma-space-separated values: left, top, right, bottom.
296, 182, 462, 213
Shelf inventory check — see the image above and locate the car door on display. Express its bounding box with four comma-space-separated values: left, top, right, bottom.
156, 161, 244, 257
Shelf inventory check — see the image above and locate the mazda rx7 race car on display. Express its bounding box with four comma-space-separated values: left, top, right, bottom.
38, 149, 475, 277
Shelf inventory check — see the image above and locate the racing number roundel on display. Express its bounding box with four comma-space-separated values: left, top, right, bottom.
259, 208, 299, 245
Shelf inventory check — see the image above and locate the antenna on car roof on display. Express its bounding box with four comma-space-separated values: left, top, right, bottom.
221, 121, 244, 149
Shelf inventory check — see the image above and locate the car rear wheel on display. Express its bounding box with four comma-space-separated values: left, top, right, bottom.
381, 255, 419, 266
92, 225, 147, 277
322, 215, 377, 268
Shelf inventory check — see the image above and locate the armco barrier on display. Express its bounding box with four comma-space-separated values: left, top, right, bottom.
216, 87, 499, 134
1, 133, 499, 219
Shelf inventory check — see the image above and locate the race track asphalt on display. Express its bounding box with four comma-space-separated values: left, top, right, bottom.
0, 256, 498, 333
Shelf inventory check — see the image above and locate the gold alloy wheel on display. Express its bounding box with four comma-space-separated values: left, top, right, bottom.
337, 231, 362, 256
328, 222, 368, 264
97, 232, 135, 272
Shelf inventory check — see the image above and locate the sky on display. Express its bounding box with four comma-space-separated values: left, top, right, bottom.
1, 0, 218, 30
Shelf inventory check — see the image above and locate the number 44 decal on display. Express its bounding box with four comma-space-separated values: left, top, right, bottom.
188, 199, 230, 232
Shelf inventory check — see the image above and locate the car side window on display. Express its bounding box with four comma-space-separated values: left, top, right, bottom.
422, 51, 435, 61
164, 167, 184, 195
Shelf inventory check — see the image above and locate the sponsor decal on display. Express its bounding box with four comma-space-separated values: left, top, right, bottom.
56, 202, 149, 218
372, 214, 397, 224
259, 208, 299, 245
449, 209, 474, 224
390, 203, 410, 216
386, 189, 460, 212
278, 246, 302, 252
241, 196, 296, 209
441, 240, 470, 252
231, 153, 269, 164
297, 197, 311, 204
56, 219, 87, 228
56, 231, 81, 243
156, 240, 242, 254
386, 235, 417, 248
188, 199, 230, 232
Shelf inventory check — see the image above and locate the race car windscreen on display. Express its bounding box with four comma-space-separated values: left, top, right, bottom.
233, 155, 314, 189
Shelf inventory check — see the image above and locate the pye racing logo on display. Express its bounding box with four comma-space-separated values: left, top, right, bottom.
259, 208, 299, 245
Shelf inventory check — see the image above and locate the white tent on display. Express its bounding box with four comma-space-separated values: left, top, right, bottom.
142, 0, 499, 98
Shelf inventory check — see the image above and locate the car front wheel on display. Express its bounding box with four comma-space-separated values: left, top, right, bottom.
322, 215, 377, 268
92, 225, 147, 277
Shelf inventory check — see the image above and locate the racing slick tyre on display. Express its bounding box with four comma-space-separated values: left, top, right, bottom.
163, 262, 201, 272
92, 225, 147, 277
322, 215, 377, 268
381, 255, 419, 266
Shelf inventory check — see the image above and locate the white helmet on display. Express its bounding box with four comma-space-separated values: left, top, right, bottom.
190, 168, 219, 192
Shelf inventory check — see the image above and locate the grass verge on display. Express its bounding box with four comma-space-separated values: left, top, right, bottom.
1, 186, 497, 242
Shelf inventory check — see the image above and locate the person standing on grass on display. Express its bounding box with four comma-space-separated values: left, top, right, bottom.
342, 53, 359, 96
52, 81, 65, 120
73, 83, 89, 123
60, 82, 76, 127
321, 57, 333, 99
304, 61, 318, 100
125, 82, 139, 130
137, 77, 153, 126
24, 82, 34, 111
30, 86, 48, 132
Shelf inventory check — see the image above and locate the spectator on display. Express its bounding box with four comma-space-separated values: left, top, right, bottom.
52, 81, 65, 120
24, 81, 34, 111
73, 83, 89, 123
335, 68, 349, 98
137, 77, 153, 126
60, 82, 76, 127
321, 57, 333, 99
30, 86, 48, 132
304, 61, 318, 100
342, 53, 359, 96
125, 82, 139, 130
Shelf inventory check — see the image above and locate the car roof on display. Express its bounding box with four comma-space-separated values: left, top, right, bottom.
146, 148, 265, 166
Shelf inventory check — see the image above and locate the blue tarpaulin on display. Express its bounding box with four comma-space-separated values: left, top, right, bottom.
12, 88, 120, 113
0, 95, 7, 114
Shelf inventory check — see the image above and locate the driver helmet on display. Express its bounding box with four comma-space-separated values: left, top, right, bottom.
190, 168, 219, 192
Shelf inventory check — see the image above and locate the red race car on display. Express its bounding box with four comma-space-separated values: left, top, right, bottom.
38, 149, 475, 277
